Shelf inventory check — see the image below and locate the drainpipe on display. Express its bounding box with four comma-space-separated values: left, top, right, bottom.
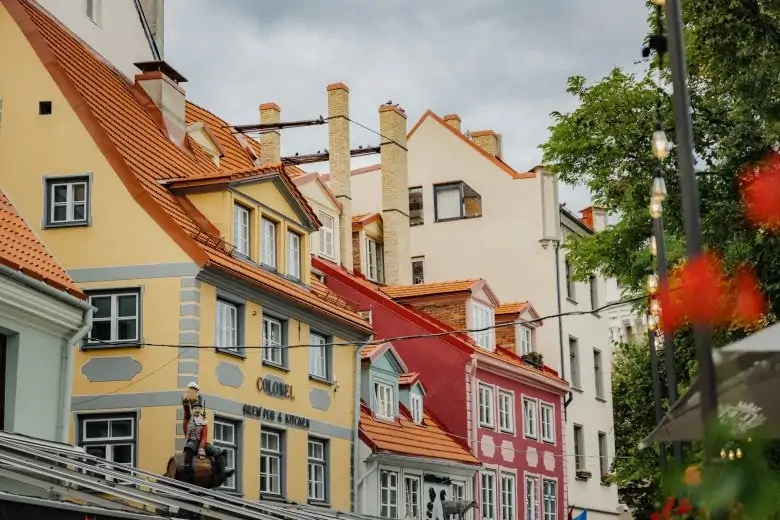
553, 242, 573, 417
352, 337, 373, 513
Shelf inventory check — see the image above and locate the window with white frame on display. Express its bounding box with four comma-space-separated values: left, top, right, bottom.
87, 290, 140, 345
366, 238, 385, 283
262, 218, 277, 268
262, 316, 285, 366
540, 403, 555, 444
233, 204, 250, 256
542, 480, 557, 520
525, 476, 540, 520
213, 418, 239, 490
519, 326, 533, 355
480, 471, 496, 520
451, 481, 465, 503
410, 394, 423, 424
374, 382, 394, 420
471, 302, 494, 351
78, 414, 135, 479
45, 176, 90, 227
498, 390, 515, 433
404, 474, 421, 519
594, 348, 605, 399
215, 299, 240, 353
286, 231, 301, 279
478, 384, 495, 428
260, 430, 283, 496
309, 332, 330, 380
380, 470, 399, 518
412, 257, 425, 284
501, 473, 516, 520
523, 398, 538, 439
307, 438, 328, 503
318, 211, 336, 259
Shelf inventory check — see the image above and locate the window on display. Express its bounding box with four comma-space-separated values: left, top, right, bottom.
540, 404, 555, 444
359, 310, 373, 324
380, 470, 399, 518
410, 394, 423, 424
318, 211, 336, 259
569, 337, 581, 388
213, 418, 239, 490
404, 475, 421, 519
87, 290, 140, 345
85, 0, 100, 24
451, 482, 465, 502
78, 414, 135, 479
565, 259, 575, 300
498, 391, 514, 433
478, 384, 495, 428
262, 316, 285, 366
366, 238, 385, 282
433, 182, 482, 222
374, 382, 394, 420
519, 326, 533, 355
525, 476, 540, 520
412, 256, 425, 284
309, 332, 330, 380
598, 432, 609, 477
262, 219, 277, 268
573, 425, 585, 471
501, 473, 516, 520
471, 302, 494, 351
216, 300, 240, 354
45, 176, 90, 227
542, 480, 557, 520
408, 187, 423, 226
589, 274, 599, 310
260, 430, 283, 496
286, 231, 301, 280
480, 471, 496, 520
233, 204, 250, 256
594, 349, 605, 399
307, 438, 328, 503
523, 398, 538, 439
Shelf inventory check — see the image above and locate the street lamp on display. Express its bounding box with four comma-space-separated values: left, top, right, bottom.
646, 306, 667, 472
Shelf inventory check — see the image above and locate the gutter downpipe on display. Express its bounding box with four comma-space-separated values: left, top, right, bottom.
352, 336, 373, 513
553, 241, 573, 418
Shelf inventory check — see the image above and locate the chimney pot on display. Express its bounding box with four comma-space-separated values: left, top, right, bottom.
327, 83, 353, 271
579, 206, 595, 229
442, 114, 462, 133
259, 103, 281, 165
470, 130, 502, 159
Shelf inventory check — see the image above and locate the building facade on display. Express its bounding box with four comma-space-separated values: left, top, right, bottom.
0, 0, 371, 509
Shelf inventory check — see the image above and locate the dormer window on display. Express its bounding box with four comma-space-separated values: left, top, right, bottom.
318, 211, 336, 259
519, 326, 533, 355
471, 301, 495, 351
262, 218, 277, 269
366, 238, 384, 283
410, 394, 423, 424
374, 382, 394, 420
233, 204, 250, 256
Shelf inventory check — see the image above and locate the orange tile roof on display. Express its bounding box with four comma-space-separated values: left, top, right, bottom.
0, 190, 84, 299
351, 212, 381, 230
9, 0, 369, 332
360, 344, 380, 359
359, 404, 479, 465
380, 279, 480, 299
496, 301, 529, 315
398, 372, 420, 386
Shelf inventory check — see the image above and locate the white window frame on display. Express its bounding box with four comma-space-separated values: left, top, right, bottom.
286, 231, 301, 280
501, 472, 517, 520
309, 332, 329, 380
262, 218, 277, 268
540, 403, 556, 444
318, 211, 336, 259
260, 430, 283, 496
374, 382, 394, 420
451, 481, 466, 502
525, 475, 540, 520
307, 438, 327, 502
470, 301, 494, 351
379, 469, 399, 518
366, 237, 385, 283
262, 316, 285, 366
87, 291, 140, 345
480, 471, 496, 520
519, 326, 533, 355
542, 479, 558, 520
410, 394, 423, 424
404, 474, 422, 520
594, 348, 605, 399
215, 299, 239, 353
478, 384, 495, 429
523, 397, 538, 440
411, 256, 425, 285
48, 179, 89, 225
233, 204, 250, 256
498, 390, 515, 434
78, 414, 136, 483
213, 418, 238, 490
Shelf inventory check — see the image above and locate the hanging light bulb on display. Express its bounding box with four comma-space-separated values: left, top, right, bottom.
649, 236, 658, 257
649, 197, 663, 219
651, 0, 666, 6
650, 298, 661, 316
728, 450, 735, 460
652, 121, 669, 160
647, 314, 658, 331
736, 448, 743, 459
720, 449, 727, 459
647, 274, 659, 295
651, 167, 668, 201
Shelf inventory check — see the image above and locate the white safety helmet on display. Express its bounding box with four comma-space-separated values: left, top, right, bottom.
187, 382, 200, 391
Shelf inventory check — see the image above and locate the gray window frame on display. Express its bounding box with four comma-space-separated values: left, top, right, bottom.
83, 287, 142, 349
213, 416, 242, 492
308, 331, 333, 383
262, 314, 289, 370
76, 411, 138, 482
568, 336, 581, 388
215, 295, 246, 359
260, 428, 285, 498
593, 348, 605, 399
573, 424, 585, 471
306, 436, 329, 504
598, 431, 609, 477
42, 173, 93, 229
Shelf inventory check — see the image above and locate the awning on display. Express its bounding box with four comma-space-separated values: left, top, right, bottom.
640, 323, 780, 448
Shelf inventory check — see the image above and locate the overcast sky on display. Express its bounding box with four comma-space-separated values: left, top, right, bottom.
164, 1, 649, 212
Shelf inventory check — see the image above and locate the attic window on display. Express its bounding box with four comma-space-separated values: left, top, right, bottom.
433, 181, 482, 222
374, 382, 394, 420
39, 101, 52, 115
410, 394, 423, 424
359, 310, 373, 325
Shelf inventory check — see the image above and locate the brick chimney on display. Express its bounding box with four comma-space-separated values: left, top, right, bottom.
380, 103, 411, 286
580, 205, 608, 232
259, 103, 281, 165
471, 130, 502, 159
442, 114, 462, 133
134, 60, 187, 147
580, 207, 594, 229
327, 83, 353, 272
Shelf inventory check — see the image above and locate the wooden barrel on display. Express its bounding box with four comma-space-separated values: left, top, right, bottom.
165, 452, 215, 488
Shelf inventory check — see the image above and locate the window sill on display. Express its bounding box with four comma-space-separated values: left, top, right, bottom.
217, 488, 243, 496
575, 471, 593, 482
499, 428, 515, 436
524, 434, 539, 442
262, 361, 290, 373
566, 297, 578, 305
216, 347, 246, 360
478, 423, 495, 430
307, 500, 331, 508
595, 396, 607, 403
82, 342, 142, 351
542, 438, 556, 446
260, 493, 286, 503
434, 215, 482, 224
571, 386, 583, 393
410, 221, 424, 227
309, 375, 334, 386
43, 220, 90, 230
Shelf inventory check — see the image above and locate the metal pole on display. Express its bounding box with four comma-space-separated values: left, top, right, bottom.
648, 329, 668, 472
664, 0, 719, 428
653, 215, 684, 465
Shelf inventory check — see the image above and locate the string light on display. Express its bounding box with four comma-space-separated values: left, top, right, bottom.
649, 236, 658, 257
652, 121, 670, 160
651, 167, 668, 201
648, 314, 659, 331
651, 0, 666, 6
650, 198, 663, 218
647, 274, 660, 295
650, 298, 661, 316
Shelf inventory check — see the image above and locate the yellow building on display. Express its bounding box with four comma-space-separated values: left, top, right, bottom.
0, 0, 372, 509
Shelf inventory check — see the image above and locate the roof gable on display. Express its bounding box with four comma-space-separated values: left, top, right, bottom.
293, 172, 342, 213
362, 341, 409, 375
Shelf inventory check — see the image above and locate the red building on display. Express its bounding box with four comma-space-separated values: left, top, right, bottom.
315, 259, 569, 520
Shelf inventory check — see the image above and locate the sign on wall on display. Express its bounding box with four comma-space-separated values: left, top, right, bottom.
242, 404, 310, 429
256, 377, 294, 399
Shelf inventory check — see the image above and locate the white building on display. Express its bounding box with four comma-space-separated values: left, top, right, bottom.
605, 278, 648, 346
347, 111, 620, 520
35, 0, 163, 78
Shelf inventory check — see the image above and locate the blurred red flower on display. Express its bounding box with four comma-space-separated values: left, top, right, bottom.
742, 153, 780, 231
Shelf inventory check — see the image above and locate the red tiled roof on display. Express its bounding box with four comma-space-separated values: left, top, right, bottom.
496, 301, 529, 315
380, 279, 480, 299
0, 190, 84, 298
398, 372, 420, 386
